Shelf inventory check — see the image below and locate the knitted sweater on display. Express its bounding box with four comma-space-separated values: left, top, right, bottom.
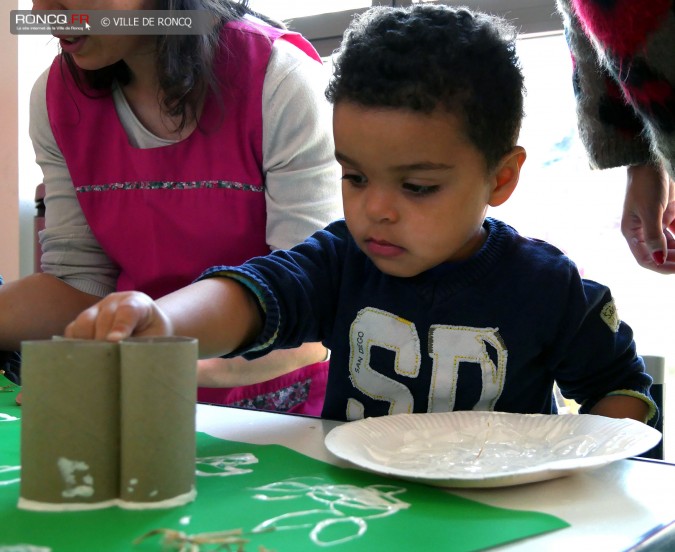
556, 0, 675, 178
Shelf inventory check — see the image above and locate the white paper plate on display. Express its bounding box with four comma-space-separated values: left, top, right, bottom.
324, 411, 662, 488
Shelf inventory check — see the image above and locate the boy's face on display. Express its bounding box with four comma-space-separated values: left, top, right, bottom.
334, 102, 495, 278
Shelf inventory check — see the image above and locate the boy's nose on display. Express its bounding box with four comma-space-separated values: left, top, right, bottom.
364, 186, 398, 223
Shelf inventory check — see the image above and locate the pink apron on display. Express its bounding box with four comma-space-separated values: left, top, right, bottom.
46, 19, 328, 415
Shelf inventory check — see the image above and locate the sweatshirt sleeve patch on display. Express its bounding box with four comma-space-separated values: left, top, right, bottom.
600, 298, 620, 333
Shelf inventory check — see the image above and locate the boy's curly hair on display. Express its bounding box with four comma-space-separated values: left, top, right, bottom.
326, 4, 525, 170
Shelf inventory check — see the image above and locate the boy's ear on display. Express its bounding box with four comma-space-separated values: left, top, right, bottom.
488, 146, 526, 207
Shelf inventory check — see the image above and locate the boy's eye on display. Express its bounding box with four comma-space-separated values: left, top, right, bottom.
403, 183, 440, 196
342, 173, 367, 186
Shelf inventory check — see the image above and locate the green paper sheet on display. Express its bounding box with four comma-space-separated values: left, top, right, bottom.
0, 374, 568, 551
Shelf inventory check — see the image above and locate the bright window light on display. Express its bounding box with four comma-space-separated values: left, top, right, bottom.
491, 35, 674, 447
248, 0, 371, 20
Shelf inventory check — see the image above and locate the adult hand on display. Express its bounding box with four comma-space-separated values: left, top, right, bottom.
621, 163, 675, 273
64, 291, 173, 341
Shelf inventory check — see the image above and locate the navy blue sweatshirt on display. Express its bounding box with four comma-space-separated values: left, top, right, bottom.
201, 218, 654, 422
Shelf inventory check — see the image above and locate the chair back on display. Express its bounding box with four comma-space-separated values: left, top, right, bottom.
640, 355, 665, 460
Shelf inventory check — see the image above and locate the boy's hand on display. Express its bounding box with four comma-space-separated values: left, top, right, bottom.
64, 291, 173, 342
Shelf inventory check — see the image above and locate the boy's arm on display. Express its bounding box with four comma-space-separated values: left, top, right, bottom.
159, 278, 263, 357
551, 270, 656, 423
590, 394, 650, 423
65, 277, 262, 358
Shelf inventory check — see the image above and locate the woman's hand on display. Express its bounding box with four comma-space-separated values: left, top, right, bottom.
621, 163, 675, 273
64, 291, 173, 341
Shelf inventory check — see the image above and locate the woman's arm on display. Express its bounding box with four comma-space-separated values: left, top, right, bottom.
555, 0, 652, 170
196, 343, 327, 387
0, 273, 101, 349
30, 68, 120, 297
262, 39, 343, 250
0, 70, 119, 350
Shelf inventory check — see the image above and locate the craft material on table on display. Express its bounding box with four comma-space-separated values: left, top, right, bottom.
18, 337, 197, 511
0, 374, 568, 551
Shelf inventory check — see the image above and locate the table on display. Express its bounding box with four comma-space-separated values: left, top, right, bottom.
197, 404, 675, 552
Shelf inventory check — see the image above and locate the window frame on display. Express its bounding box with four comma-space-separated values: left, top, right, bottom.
285, 0, 563, 56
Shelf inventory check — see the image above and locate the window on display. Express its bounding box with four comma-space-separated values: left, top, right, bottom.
495, 33, 675, 372
280, 0, 563, 57
248, 0, 371, 20
496, 34, 673, 458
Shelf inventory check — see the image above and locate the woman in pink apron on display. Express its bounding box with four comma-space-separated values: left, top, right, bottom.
0, 0, 341, 415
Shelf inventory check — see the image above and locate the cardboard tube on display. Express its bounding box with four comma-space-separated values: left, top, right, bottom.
19, 339, 120, 511
119, 336, 197, 509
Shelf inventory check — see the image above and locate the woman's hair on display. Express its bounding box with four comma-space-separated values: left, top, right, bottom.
62, 0, 284, 132
326, 4, 525, 170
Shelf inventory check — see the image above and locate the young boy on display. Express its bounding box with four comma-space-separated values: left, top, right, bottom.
65, 4, 655, 423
